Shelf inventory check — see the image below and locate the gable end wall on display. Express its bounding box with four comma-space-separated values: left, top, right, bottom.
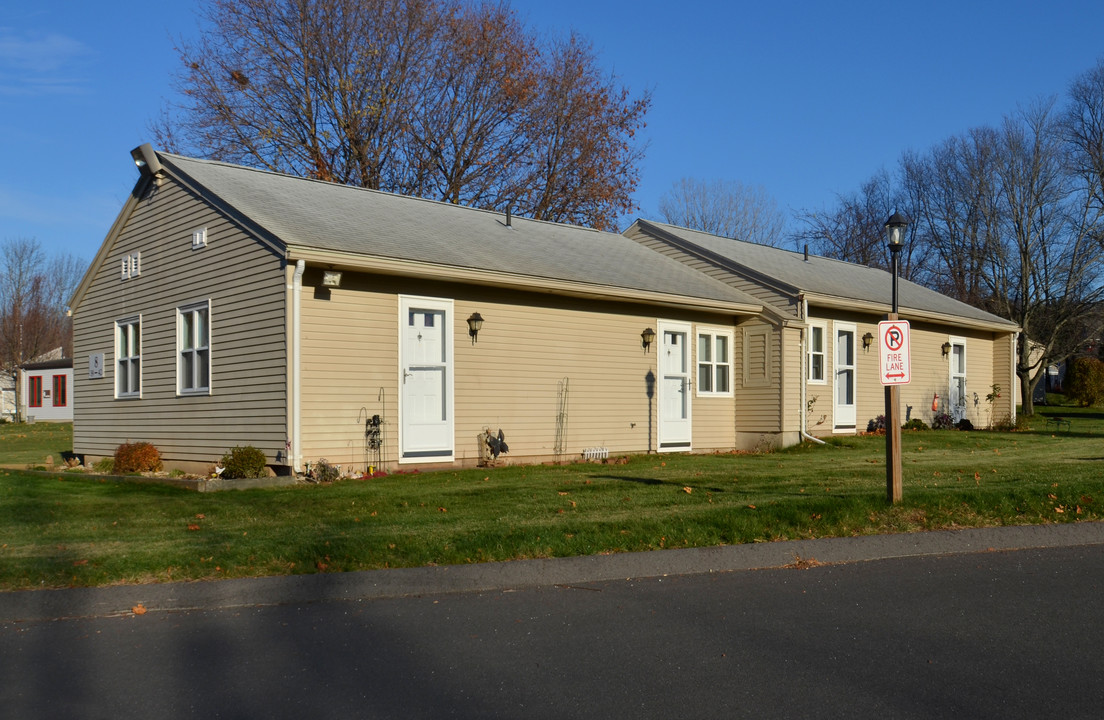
72, 178, 288, 466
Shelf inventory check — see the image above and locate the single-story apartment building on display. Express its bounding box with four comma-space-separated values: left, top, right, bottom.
623, 220, 1020, 444
69, 146, 1019, 474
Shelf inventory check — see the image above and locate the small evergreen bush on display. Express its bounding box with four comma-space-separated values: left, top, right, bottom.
1065, 356, 1104, 407
902, 418, 929, 431
219, 445, 268, 479
956, 418, 974, 431
113, 442, 162, 473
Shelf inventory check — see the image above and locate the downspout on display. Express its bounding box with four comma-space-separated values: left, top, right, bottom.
799, 295, 826, 445
291, 260, 306, 473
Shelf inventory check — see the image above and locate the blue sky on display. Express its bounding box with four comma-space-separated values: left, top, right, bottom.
4, 0, 1104, 265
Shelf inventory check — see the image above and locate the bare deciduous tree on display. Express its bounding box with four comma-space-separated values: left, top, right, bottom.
154, 0, 650, 230
657, 177, 786, 246
0, 237, 83, 376
794, 169, 925, 279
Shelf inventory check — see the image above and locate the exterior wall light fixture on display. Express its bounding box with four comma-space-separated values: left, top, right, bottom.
862, 332, 874, 350
941, 341, 952, 357
467, 312, 484, 344
641, 327, 656, 352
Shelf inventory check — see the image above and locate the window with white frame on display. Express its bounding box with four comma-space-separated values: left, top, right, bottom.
807, 321, 826, 383
116, 317, 141, 397
697, 329, 733, 395
178, 302, 210, 394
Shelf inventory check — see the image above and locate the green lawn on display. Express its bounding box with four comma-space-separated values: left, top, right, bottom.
0, 406, 1101, 590
0, 421, 72, 466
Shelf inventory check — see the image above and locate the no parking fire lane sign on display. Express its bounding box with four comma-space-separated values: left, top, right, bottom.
879, 320, 911, 385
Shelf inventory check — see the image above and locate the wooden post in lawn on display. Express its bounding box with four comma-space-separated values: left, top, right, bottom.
885, 312, 903, 504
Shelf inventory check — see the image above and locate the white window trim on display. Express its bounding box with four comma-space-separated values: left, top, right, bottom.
177, 300, 212, 396
115, 316, 142, 399
807, 320, 827, 385
696, 327, 734, 397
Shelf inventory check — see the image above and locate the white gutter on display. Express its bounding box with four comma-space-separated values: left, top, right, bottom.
799, 296, 826, 446
291, 260, 306, 472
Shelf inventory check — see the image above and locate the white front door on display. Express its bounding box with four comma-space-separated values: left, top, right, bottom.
834, 324, 857, 430
658, 320, 692, 450
948, 337, 967, 422
400, 297, 454, 460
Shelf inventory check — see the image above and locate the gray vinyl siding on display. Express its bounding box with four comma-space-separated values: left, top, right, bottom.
72, 177, 288, 465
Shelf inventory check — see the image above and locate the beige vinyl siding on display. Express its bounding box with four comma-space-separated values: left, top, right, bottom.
992, 332, 1015, 421
298, 271, 741, 470
72, 178, 287, 465
734, 319, 782, 436
803, 309, 1009, 436
780, 325, 802, 436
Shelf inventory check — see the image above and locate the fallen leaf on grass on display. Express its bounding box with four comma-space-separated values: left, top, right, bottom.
72, 559, 88, 566
438, 507, 447, 513
187, 524, 201, 531
195, 514, 205, 519
682, 486, 693, 494
747, 504, 757, 510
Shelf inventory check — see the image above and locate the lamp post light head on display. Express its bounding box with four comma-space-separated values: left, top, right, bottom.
884, 211, 909, 253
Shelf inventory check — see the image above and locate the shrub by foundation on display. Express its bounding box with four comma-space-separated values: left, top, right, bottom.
113, 442, 162, 474
219, 445, 268, 479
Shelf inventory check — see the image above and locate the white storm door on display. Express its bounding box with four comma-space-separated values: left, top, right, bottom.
949, 337, 967, 421
400, 297, 454, 460
658, 321, 692, 450
834, 324, 857, 430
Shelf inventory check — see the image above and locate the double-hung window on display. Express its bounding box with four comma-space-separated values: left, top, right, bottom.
807, 322, 826, 383
697, 330, 733, 396
28, 376, 43, 408
116, 318, 141, 397
178, 301, 210, 394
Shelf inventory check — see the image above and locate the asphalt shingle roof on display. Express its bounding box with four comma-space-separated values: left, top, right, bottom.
160, 154, 761, 310
635, 220, 1019, 330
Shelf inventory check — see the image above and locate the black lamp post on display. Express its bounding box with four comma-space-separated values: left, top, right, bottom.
884, 212, 908, 503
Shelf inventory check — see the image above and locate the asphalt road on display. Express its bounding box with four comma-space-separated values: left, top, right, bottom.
2, 524, 1104, 719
